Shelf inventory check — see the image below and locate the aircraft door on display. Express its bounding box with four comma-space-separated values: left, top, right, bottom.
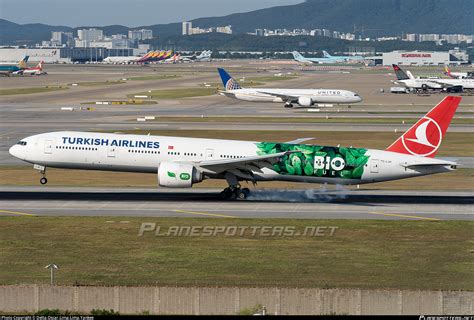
370, 159, 380, 173
205, 148, 214, 160
107, 145, 116, 158
44, 140, 53, 154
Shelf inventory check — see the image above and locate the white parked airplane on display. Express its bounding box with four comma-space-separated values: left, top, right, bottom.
217, 68, 362, 108
392, 64, 443, 91
9, 97, 460, 200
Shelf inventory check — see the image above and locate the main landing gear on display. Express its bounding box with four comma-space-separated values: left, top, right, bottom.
284, 102, 294, 108
220, 186, 250, 200
220, 172, 251, 200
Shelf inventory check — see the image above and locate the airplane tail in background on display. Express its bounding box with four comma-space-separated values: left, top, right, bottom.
322, 50, 332, 58
197, 50, 212, 59
291, 51, 305, 61
37, 61, 43, 70
217, 68, 242, 91
18, 56, 29, 68
386, 96, 461, 158
392, 64, 410, 81
406, 70, 416, 80
444, 66, 454, 78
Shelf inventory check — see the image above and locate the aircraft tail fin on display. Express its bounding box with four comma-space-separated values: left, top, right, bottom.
444, 66, 454, 78
291, 51, 304, 61
217, 68, 242, 91
386, 96, 461, 158
18, 56, 29, 68
392, 64, 410, 81
322, 50, 331, 58
406, 70, 416, 80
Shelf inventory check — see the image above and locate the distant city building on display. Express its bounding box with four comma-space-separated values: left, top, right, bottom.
182, 22, 193, 35
216, 25, 232, 34
111, 34, 127, 40
128, 29, 153, 41
419, 34, 440, 42
77, 28, 103, 42
50, 31, 73, 46
89, 39, 132, 49
403, 34, 418, 42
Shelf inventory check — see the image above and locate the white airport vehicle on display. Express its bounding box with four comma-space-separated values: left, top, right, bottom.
9, 97, 460, 200
217, 68, 362, 108
390, 87, 409, 94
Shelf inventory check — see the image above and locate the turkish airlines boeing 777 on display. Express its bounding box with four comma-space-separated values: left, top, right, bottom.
9, 96, 460, 199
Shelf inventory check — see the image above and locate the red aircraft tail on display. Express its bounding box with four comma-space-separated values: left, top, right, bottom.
386, 96, 461, 157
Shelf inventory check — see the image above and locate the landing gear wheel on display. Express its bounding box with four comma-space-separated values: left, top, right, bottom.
220, 187, 235, 200
284, 103, 293, 108
236, 190, 248, 200
40, 177, 48, 185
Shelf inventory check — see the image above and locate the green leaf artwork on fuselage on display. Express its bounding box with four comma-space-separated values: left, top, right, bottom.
256, 142, 370, 179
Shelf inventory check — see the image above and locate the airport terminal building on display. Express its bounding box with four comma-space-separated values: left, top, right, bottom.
0, 47, 135, 63
369, 50, 469, 66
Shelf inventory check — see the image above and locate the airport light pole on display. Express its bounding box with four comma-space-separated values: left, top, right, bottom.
45, 264, 59, 285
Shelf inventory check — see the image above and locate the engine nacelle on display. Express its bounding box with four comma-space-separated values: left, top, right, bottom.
158, 162, 202, 188
297, 96, 313, 107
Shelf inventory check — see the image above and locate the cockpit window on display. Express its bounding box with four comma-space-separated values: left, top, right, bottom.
16, 141, 27, 146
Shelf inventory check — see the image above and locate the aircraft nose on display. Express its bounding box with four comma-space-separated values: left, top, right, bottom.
9, 144, 23, 160
9, 145, 18, 158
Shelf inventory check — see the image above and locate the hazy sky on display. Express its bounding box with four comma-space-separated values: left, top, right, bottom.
0, 0, 303, 26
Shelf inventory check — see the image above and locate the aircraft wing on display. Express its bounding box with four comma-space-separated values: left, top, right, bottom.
193, 150, 300, 180
218, 90, 237, 98
428, 80, 461, 89
285, 138, 314, 144
256, 91, 299, 102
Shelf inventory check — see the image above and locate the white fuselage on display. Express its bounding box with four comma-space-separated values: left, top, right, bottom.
397, 79, 443, 90
222, 88, 362, 105
434, 78, 474, 89
9, 131, 454, 186
102, 56, 142, 64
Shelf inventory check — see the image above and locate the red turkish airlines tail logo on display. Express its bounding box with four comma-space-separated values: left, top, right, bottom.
386, 96, 461, 157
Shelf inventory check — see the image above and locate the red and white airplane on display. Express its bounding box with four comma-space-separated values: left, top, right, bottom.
14, 61, 46, 76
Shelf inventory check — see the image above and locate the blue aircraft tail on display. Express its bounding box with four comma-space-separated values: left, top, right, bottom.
218, 68, 242, 91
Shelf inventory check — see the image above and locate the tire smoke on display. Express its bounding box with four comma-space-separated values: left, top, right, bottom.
246, 185, 349, 203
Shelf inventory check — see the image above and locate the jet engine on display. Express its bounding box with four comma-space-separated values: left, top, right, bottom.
297, 96, 313, 107
157, 162, 202, 188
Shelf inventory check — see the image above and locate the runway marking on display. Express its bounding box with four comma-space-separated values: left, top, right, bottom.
173, 209, 237, 218
0, 209, 36, 217
368, 211, 441, 221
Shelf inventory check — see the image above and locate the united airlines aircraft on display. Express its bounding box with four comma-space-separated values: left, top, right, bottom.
217, 68, 362, 108
9, 97, 460, 200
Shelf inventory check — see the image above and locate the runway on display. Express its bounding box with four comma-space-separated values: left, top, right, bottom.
0, 187, 472, 221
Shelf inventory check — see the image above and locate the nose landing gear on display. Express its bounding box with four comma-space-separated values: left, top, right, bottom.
33, 164, 48, 185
